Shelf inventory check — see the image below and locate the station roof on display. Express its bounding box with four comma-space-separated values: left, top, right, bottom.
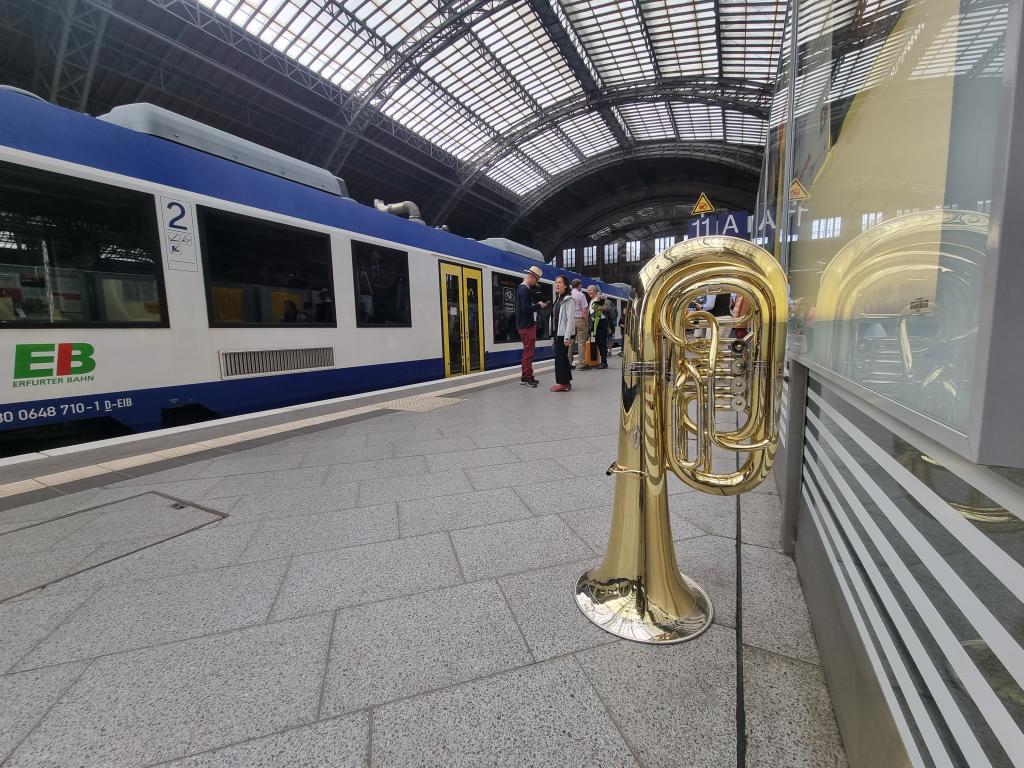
194, 0, 782, 200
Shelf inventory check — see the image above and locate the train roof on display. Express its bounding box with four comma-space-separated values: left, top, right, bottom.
0, 91, 629, 300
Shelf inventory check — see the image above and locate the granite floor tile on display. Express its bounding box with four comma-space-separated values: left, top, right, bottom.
744, 645, 847, 767
0, 662, 89, 763
299, 443, 394, 468
450, 515, 594, 580
507, 438, 586, 461
559, 451, 621, 479
512, 476, 617, 516
4, 613, 332, 768
226, 481, 361, 526
238, 504, 399, 561
371, 656, 639, 768
326, 456, 428, 484
575, 626, 737, 768
364, 428, 444, 446
203, 466, 331, 499
498, 559, 618, 661
675, 535, 738, 628
54, 494, 219, 550
671, 492, 783, 550
110, 459, 217, 487
0, 488, 102, 526
197, 453, 305, 478
41, 524, 260, 594
560, 504, 707, 554
398, 487, 532, 537
738, 492, 785, 549
0, 545, 100, 602
158, 714, 370, 768
356, 470, 473, 506
743, 544, 820, 664
323, 581, 531, 714
392, 436, 476, 457
0, 509, 104, 556
88, 478, 223, 506
0, 592, 93, 672
241, 433, 367, 455
425, 446, 518, 472
470, 431, 562, 449
465, 460, 570, 491
16, 559, 289, 669
271, 533, 462, 619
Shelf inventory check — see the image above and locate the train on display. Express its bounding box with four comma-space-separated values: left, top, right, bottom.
0, 89, 629, 456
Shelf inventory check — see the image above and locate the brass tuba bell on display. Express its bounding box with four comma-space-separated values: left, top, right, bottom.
575, 236, 789, 644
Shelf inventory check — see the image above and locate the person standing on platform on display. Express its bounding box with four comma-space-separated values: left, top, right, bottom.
570, 279, 590, 370
587, 284, 610, 369
517, 265, 548, 387
549, 275, 574, 392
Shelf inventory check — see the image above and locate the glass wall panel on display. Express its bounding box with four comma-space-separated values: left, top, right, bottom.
804, 377, 1024, 768
198, 207, 334, 326
351, 240, 411, 328
0, 161, 165, 326
782, 0, 1008, 432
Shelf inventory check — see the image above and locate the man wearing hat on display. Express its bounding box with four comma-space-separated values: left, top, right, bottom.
516, 265, 548, 387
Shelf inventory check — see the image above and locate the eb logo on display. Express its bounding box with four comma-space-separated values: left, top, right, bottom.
14, 343, 96, 379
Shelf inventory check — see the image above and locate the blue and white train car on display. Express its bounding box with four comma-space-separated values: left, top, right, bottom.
0, 90, 628, 454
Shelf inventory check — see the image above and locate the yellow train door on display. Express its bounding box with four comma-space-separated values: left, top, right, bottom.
438, 262, 485, 377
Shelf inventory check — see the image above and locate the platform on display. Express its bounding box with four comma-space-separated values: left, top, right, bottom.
0, 358, 847, 768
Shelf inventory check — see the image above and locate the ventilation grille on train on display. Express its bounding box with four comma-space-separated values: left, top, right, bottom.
219, 347, 335, 378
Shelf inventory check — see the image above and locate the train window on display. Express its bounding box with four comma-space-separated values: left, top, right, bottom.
0, 161, 165, 327
351, 240, 411, 328
491, 272, 520, 344
197, 207, 334, 326
491, 272, 553, 343
534, 281, 554, 341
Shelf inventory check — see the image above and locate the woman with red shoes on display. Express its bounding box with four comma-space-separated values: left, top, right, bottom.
550, 274, 575, 392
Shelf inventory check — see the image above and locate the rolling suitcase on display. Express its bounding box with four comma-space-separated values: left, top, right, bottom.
585, 338, 600, 367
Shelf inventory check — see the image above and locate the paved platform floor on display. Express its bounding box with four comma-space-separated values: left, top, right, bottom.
0, 358, 847, 767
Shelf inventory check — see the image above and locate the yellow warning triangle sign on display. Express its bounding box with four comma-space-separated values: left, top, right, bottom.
691, 193, 715, 215
789, 178, 811, 201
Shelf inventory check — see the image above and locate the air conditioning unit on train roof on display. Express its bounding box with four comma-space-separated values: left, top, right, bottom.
98, 103, 348, 197
478, 238, 543, 262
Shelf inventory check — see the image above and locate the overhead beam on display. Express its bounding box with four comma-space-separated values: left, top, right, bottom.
525, 0, 631, 148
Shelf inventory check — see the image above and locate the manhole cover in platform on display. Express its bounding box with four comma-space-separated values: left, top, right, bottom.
379, 394, 465, 412
0, 492, 224, 602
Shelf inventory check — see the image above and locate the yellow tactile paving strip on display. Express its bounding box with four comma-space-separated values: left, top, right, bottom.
0, 366, 546, 500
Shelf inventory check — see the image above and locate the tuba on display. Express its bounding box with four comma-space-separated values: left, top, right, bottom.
575, 236, 788, 644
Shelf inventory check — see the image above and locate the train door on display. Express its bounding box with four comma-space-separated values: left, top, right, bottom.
438, 262, 485, 377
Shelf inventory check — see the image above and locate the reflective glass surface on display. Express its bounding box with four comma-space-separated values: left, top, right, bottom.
198, 207, 334, 326
764, 0, 1009, 432
0, 162, 164, 327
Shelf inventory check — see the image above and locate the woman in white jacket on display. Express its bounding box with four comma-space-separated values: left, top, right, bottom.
550, 275, 575, 392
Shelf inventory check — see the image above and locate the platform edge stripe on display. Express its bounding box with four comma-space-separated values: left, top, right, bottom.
0, 478, 49, 497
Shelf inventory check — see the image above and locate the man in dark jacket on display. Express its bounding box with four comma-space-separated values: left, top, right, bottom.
517, 265, 548, 387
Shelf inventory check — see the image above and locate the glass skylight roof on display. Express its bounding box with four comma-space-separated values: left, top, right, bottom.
198, 0, 797, 198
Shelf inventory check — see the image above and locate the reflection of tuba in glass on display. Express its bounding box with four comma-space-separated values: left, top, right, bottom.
575, 237, 788, 644
814, 209, 987, 427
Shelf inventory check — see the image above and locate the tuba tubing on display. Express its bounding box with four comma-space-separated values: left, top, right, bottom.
574, 236, 788, 644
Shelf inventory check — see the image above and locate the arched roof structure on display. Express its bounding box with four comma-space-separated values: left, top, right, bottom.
165, 0, 786, 208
